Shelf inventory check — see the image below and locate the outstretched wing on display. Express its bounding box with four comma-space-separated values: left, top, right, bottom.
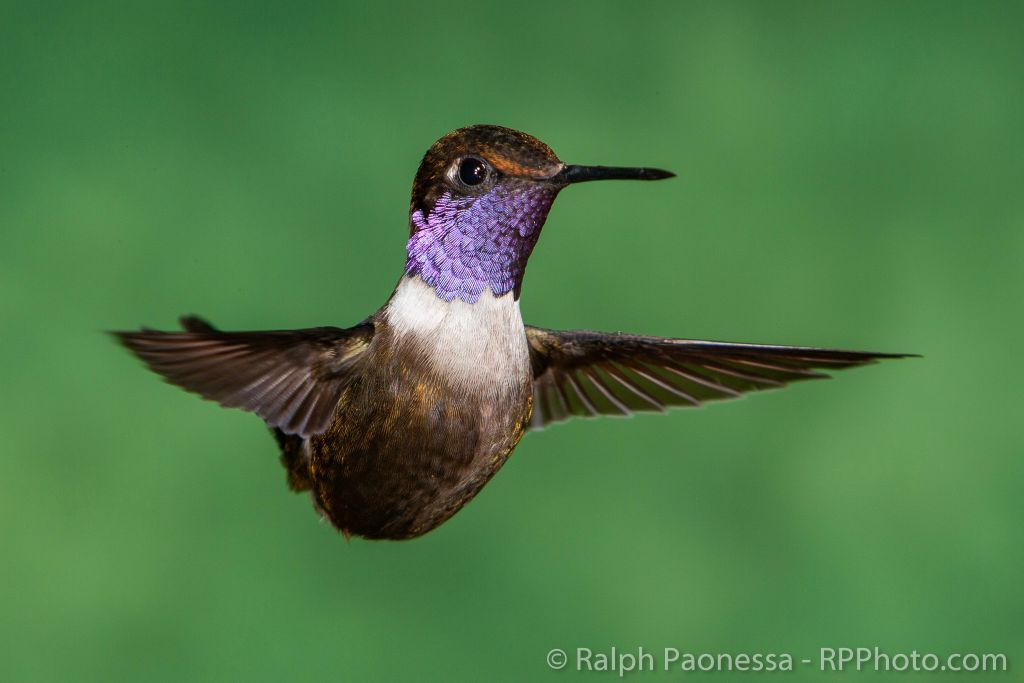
114, 315, 374, 438
525, 326, 912, 429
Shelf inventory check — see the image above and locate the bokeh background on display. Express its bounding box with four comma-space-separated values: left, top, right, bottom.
2, 1, 1021, 681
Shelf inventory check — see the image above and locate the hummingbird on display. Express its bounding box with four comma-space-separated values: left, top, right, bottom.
115, 124, 910, 541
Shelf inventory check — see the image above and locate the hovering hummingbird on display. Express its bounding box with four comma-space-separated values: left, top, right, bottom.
116, 124, 910, 540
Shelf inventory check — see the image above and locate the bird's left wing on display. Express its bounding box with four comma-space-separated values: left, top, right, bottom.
114, 315, 374, 438
524, 326, 912, 429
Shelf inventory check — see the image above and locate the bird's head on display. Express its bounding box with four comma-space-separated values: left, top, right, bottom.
405, 124, 673, 303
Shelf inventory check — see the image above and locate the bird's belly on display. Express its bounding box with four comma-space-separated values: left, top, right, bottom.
307, 372, 532, 539
307, 279, 533, 539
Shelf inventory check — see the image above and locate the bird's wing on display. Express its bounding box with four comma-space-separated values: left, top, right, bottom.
524, 326, 912, 429
114, 315, 374, 438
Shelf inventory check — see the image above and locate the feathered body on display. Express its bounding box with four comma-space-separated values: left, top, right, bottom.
308, 279, 532, 539
116, 125, 911, 540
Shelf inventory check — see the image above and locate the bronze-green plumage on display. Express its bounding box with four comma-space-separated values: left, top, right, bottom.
115, 125, 912, 540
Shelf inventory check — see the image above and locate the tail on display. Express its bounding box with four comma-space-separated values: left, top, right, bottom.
177, 314, 219, 334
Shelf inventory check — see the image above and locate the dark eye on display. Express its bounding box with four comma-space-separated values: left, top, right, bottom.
458, 157, 488, 186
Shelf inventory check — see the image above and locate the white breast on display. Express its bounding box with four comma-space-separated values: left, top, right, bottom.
385, 276, 530, 391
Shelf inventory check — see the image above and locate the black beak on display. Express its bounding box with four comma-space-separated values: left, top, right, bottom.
552, 164, 675, 184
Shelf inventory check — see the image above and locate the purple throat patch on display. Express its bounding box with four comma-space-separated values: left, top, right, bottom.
404, 185, 558, 303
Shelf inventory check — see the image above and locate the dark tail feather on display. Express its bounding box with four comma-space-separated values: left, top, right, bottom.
179, 315, 219, 333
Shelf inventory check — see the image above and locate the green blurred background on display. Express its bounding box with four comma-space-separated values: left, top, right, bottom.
2, 1, 1021, 680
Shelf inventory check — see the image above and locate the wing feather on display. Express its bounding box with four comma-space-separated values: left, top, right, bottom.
114, 315, 374, 437
526, 326, 913, 429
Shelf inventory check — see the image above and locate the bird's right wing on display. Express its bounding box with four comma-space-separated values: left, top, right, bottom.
525, 326, 912, 429
113, 315, 374, 438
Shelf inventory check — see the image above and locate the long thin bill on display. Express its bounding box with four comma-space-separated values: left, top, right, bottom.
554, 164, 675, 184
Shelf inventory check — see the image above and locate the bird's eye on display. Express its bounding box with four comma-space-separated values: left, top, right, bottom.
458, 157, 488, 186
